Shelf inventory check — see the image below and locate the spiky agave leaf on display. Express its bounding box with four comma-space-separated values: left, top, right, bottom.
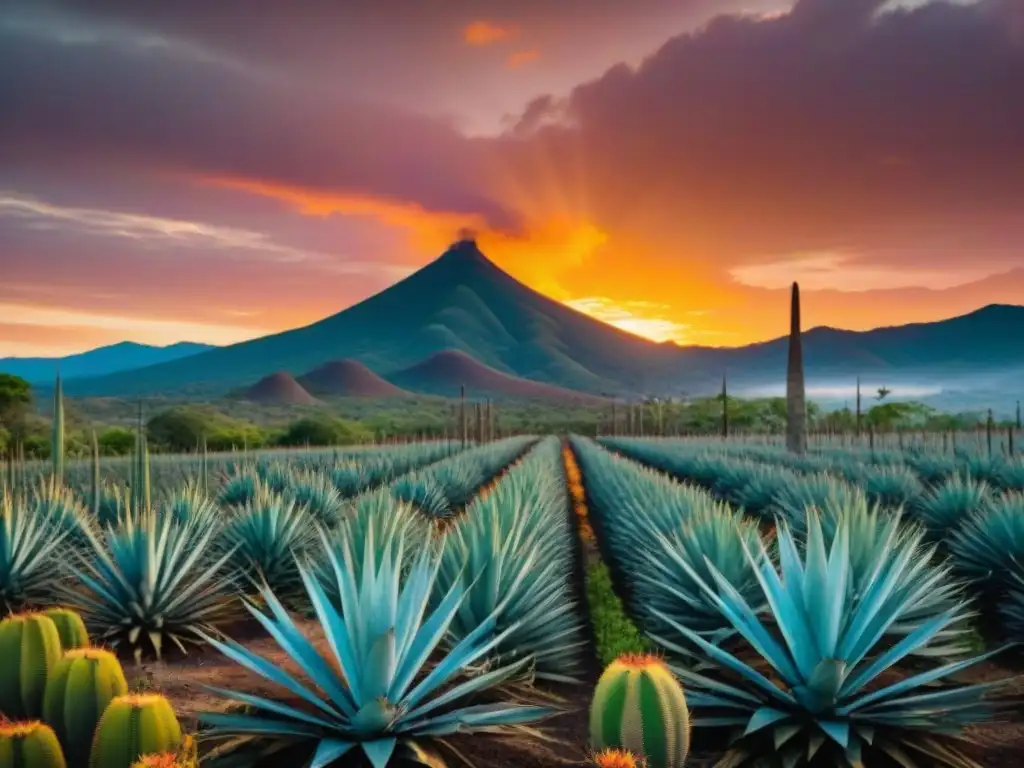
286, 470, 344, 526
221, 489, 318, 597
312, 489, 430, 605
390, 476, 454, 520
772, 472, 862, 533
999, 566, 1024, 637
66, 506, 240, 662
255, 461, 293, 494
195, 526, 554, 767
26, 477, 92, 546
636, 503, 765, 644
862, 465, 925, 512
219, 469, 264, 508
0, 490, 70, 612
651, 509, 1017, 767
436, 466, 586, 682
915, 475, 994, 539
164, 480, 222, 531
948, 492, 1024, 592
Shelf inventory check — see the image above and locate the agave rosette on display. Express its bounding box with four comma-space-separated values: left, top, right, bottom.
67, 505, 240, 661
636, 503, 766, 643
948, 492, 1024, 591
286, 470, 344, 526
0, 490, 70, 611
26, 477, 93, 545
197, 528, 553, 767
914, 475, 993, 539
219, 469, 264, 508
651, 509, 1015, 767
220, 488, 318, 597
390, 476, 455, 520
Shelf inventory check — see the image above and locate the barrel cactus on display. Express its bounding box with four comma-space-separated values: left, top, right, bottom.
42, 609, 89, 651
0, 720, 67, 767
0, 613, 64, 719
88, 694, 183, 768
43, 648, 128, 763
590, 654, 690, 768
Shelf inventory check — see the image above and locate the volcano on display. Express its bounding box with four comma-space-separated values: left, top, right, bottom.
297, 360, 409, 398
63, 238, 1024, 399
242, 372, 318, 405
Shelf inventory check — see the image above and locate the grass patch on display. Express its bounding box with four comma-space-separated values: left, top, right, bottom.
585, 560, 651, 668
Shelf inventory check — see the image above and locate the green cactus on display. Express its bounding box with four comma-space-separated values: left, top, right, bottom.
41, 609, 89, 651
0, 613, 64, 719
51, 371, 64, 486
43, 647, 128, 764
0, 720, 67, 767
590, 654, 690, 768
88, 694, 183, 768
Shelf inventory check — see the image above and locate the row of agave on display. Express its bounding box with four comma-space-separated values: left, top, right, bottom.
604, 436, 1024, 494
0, 608, 196, 768
570, 436, 1019, 766
0, 436, 536, 660
600, 436, 1024, 640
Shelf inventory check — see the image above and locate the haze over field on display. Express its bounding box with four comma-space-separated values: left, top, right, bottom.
1, 0, 1023, 362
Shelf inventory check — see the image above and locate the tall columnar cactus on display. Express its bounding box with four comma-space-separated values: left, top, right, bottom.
43, 648, 128, 763
721, 374, 729, 438
52, 371, 65, 485
0, 613, 64, 718
786, 281, 808, 454
88, 694, 183, 768
41, 609, 89, 651
0, 720, 67, 767
590, 655, 690, 768
856, 377, 862, 437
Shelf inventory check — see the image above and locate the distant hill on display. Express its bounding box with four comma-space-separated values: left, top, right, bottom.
297, 360, 409, 398
60, 239, 1024, 399
390, 350, 608, 403
242, 372, 318, 405
0, 341, 215, 383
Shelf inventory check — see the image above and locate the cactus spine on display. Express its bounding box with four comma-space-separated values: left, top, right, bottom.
41, 609, 89, 651
0, 721, 67, 767
0, 613, 64, 718
88, 694, 183, 768
52, 370, 64, 486
589, 655, 690, 768
592, 748, 647, 767
44, 648, 128, 763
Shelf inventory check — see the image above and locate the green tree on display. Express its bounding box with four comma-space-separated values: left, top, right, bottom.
0, 374, 32, 446
277, 417, 372, 447
147, 405, 266, 452
98, 427, 137, 456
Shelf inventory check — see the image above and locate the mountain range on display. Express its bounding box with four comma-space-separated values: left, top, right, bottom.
0, 341, 215, 384
7, 239, 1024, 401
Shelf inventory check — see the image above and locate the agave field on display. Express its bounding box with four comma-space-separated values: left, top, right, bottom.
4, 418, 1024, 767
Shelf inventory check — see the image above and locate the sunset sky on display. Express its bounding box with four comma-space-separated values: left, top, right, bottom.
1, 0, 1022, 357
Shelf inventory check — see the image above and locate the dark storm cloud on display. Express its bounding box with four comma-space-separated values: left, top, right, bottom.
507, 0, 1024, 270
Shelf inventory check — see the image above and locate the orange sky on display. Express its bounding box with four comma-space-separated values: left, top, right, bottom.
1, 0, 1023, 357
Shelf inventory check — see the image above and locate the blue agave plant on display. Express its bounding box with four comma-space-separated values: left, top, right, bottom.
197, 528, 553, 767
949, 492, 1024, 591
915, 475, 993, 538
390, 476, 454, 520
287, 470, 344, 526
67, 505, 240, 661
0, 490, 70, 612
651, 508, 1016, 766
